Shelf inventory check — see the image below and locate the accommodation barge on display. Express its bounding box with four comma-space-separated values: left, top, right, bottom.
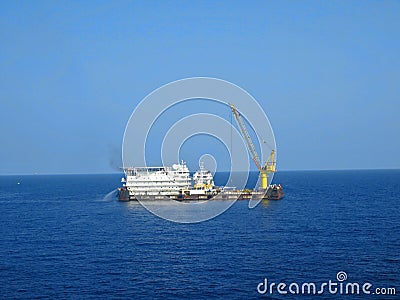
118, 161, 283, 202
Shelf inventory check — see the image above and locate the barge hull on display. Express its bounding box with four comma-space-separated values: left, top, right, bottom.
118, 186, 283, 201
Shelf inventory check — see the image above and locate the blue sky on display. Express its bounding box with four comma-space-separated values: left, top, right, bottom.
0, 1, 399, 174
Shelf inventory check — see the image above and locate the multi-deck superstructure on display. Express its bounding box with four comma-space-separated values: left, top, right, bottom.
118, 161, 192, 200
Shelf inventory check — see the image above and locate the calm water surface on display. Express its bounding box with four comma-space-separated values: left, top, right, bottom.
0, 170, 399, 299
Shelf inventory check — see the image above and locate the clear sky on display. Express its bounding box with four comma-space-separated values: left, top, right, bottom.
1, 1, 399, 174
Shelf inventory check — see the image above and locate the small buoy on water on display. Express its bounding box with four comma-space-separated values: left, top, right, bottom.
17, 182, 20, 185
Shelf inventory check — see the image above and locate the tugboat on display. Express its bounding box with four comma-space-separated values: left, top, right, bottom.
177, 163, 220, 201
117, 187, 130, 201
265, 184, 284, 200
193, 163, 215, 190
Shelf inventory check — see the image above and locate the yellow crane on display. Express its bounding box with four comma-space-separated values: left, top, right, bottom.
229, 103, 276, 189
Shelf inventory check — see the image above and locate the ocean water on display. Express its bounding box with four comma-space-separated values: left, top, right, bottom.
0, 170, 399, 299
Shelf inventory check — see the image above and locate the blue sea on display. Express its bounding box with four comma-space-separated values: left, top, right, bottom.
0, 170, 399, 299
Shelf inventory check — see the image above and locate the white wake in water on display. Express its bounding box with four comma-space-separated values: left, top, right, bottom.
99, 189, 118, 202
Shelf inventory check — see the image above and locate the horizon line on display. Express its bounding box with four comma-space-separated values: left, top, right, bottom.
1, 167, 399, 176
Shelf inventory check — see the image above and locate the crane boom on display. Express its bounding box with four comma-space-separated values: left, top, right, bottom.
229, 102, 277, 189
229, 103, 262, 171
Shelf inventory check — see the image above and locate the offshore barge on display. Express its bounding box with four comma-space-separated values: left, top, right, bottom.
118, 161, 283, 202
118, 102, 284, 202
